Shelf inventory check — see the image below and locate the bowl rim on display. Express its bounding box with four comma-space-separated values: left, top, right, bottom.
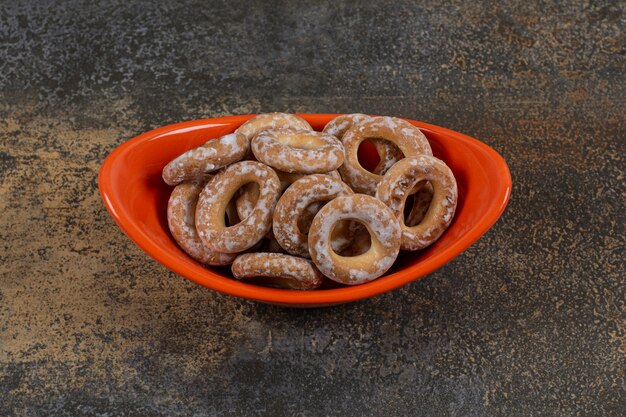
98, 114, 512, 306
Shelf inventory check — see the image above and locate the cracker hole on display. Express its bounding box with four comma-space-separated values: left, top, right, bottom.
336, 221, 371, 257
405, 181, 434, 226
357, 139, 381, 173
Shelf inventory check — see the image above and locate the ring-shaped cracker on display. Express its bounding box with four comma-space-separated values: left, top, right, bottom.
338, 116, 432, 195
167, 180, 237, 265
375, 156, 457, 251
323, 113, 404, 175
251, 128, 345, 174
308, 194, 401, 285
162, 132, 248, 186
231, 253, 323, 290
195, 161, 280, 253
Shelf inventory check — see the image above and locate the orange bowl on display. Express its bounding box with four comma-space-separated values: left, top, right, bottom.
98, 114, 511, 307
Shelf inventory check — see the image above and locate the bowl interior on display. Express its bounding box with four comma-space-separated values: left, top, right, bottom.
99, 114, 511, 306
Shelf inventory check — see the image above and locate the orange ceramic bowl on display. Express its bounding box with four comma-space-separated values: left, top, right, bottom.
98, 114, 511, 307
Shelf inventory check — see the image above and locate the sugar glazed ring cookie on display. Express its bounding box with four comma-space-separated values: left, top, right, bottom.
251, 129, 345, 174
167, 180, 237, 265
323, 113, 404, 175
235, 112, 312, 140
195, 161, 281, 253
308, 194, 401, 285
273, 174, 354, 258
376, 156, 457, 251
339, 116, 432, 195
231, 253, 323, 290
162, 132, 249, 186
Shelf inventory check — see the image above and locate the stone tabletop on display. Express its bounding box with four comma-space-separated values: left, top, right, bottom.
1, 1, 624, 416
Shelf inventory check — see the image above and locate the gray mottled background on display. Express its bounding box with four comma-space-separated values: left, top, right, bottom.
1, 0, 624, 416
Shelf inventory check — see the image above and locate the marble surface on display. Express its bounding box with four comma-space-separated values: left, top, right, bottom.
1, 0, 624, 416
